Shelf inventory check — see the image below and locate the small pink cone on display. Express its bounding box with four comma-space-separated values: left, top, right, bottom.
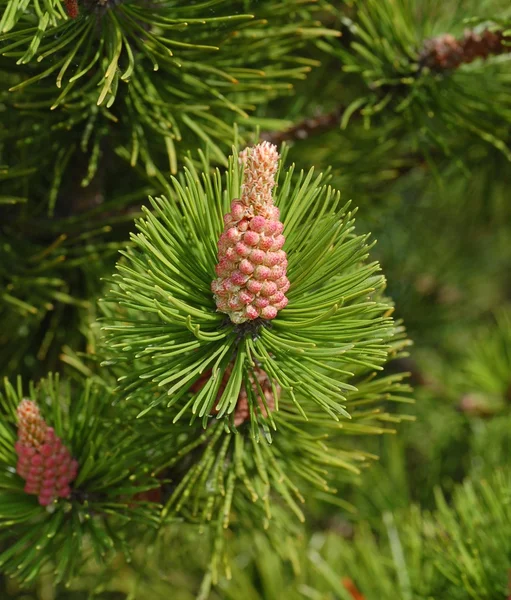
15, 400, 78, 506
212, 142, 289, 324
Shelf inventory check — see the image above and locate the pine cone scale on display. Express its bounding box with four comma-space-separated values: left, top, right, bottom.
212, 142, 289, 325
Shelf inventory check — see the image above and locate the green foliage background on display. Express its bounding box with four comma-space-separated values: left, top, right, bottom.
1, 0, 511, 598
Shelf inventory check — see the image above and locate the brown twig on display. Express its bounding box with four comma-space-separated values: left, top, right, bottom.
262, 27, 510, 146
260, 106, 346, 146
419, 28, 511, 71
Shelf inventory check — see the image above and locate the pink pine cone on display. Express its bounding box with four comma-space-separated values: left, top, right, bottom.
212, 142, 289, 324
15, 399, 78, 507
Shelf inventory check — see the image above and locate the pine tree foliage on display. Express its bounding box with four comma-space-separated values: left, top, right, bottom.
457, 308, 511, 413
308, 467, 511, 600
0, 221, 119, 377
0, 138, 413, 594
0, 374, 163, 586
54, 467, 511, 600
0, 0, 336, 207
340, 306, 511, 523
0, 0, 510, 597
328, 0, 511, 159
0, 0, 338, 380
268, 0, 511, 196
97, 143, 412, 587
101, 145, 411, 426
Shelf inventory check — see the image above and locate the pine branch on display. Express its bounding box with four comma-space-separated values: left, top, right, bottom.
419, 27, 511, 71
263, 21, 511, 146
0, 374, 168, 586
101, 143, 411, 425
95, 143, 412, 573
261, 106, 345, 145
0, 0, 337, 199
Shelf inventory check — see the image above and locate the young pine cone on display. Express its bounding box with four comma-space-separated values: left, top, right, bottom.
15, 400, 78, 506
419, 29, 508, 71
211, 142, 289, 325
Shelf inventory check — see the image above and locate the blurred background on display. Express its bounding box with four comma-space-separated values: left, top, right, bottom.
1, 0, 511, 598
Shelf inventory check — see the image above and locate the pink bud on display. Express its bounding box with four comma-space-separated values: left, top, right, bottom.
269, 265, 285, 281
230, 271, 249, 286
261, 306, 278, 319
270, 206, 280, 220
30, 454, 43, 467
223, 279, 240, 293
26, 474, 41, 485
239, 290, 255, 304
218, 232, 230, 247
264, 221, 278, 235
235, 242, 251, 257
244, 231, 260, 246
231, 201, 245, 220
259, 236, 273, 251
254, 266, 271, 281
225, 247, 236, 261
211, 143, 288, 324
255, 297, 270, 308
58, 446, 69, 458
282, 281, 290, 294
263, 252, 280, 267
228, 296, 243, 311
215, 261, 229, 278
226, 227, 241, 242
239, 259, 254, 275
57, 486, 71, 498
250, 216, 266, 232
16, 400, 78, 505
40, 444, 53, 457
216, 298, 229, 311
276, 276, 289, 291
58, 462, 70, 475
57, 475, 70, 487
39, 494, 54, 506
246, 306, 260, 320
261, 281, 278, 297
271, 235, 285, 251
269, 291, 285, 304
211, 280, 224, 295
250, 249, 265, 264
247, 279, 263, 294
274, 297, 289, 310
